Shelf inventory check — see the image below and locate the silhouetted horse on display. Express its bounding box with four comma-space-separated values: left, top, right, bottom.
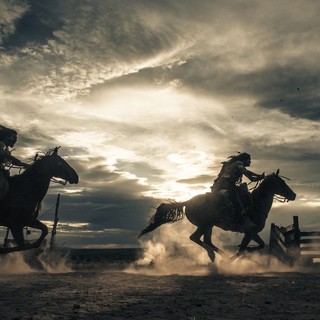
139, 170, 296, 262
0, 147, 79, 254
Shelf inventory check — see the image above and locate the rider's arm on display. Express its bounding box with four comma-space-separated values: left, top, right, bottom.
0, 149, 28, 167
243, 168, 265, 182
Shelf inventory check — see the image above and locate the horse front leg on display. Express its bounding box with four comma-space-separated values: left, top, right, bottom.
248, 233, 265, 251
235, 217, 263, 251
230, 233, 251, 261
27, 219, 48, 248
230, 233, 265, 261
240, 216, 265, 251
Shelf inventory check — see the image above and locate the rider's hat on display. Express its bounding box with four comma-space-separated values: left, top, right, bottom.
0, 125, 17, 140
228, 152, 251, 162
238, 152, 251, 160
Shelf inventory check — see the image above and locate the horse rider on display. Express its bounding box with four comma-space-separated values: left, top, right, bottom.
0, 125, 28, 200
210, 152, 265, 222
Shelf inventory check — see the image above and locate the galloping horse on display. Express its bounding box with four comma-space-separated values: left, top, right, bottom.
0, 147, 79, 254
139, 170, 296, 262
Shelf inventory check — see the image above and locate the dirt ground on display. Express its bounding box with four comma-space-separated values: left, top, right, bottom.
0, 266, 319, 320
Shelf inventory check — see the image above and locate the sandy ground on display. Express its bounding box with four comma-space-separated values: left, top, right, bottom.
0, 262, 319, 320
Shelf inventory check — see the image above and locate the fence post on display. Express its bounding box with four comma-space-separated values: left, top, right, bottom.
290, 215, 301, 263
50, 193, 60, 250
269, 223, 275, 253
293, 216, 300, 244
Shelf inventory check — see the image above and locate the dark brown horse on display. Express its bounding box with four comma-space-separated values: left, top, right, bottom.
139, 170, 296, 262
0, 147, 79, 254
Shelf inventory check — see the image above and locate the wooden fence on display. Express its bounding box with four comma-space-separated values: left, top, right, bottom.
269, 216, 320, 266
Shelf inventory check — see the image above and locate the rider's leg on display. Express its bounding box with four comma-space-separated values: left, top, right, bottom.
0, 171, 9, 201
236, 185, 250, 217
219, 189, 232, 207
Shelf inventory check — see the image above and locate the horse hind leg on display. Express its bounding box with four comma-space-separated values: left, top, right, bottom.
203, 228, 216, 262
189, 227, 204, 247
190, 227, 228, 262
203, 228, 230, 261
0, 226, 29, 254
190, 227, 215, 262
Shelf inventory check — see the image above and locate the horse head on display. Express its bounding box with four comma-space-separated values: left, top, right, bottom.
264, 169, 296, 201
29, 147, 79, 184
49, 147, 79, 184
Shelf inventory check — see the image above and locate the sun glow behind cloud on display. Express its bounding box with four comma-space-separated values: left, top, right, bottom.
1, 0, 319, 248
81, 86, 226, 124
35, 84, 319, 204
47, 86, 227, 199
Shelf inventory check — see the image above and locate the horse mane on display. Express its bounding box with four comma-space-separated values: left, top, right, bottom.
32, 147, 59, 163
9, 148, 59, 180
251, 171, 291, 198
249, 172, 275, 195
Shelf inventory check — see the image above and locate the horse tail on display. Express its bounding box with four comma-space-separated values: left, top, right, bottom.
139, 202, 185, 238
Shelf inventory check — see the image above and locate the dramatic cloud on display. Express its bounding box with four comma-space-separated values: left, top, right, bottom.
0, 0, 319, 248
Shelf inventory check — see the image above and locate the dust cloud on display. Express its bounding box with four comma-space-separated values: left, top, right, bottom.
0, 251, 34, 274
0, 246, 72, 274
126, 219, 293, 276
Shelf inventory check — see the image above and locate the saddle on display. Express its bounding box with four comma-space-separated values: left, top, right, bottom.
207, 188, 252, 230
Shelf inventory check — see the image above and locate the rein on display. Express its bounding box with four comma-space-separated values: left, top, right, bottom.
279, 174, 291, 181
8, 150, 68, 186
51, 178, 67, 185
248, 180, 261, 191
6, 164, 26, 174
274, 195, 290, 203
249, 174, 292, 203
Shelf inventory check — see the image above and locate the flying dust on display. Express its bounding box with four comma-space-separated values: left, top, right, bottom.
0, 245, 72, 274
126, 219, 294, 276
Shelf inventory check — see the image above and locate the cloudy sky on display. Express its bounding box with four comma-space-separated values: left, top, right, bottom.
0, 0, 319, 249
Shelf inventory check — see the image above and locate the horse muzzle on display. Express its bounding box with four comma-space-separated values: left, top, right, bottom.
69, 176, 79, 184
68, 172, 79, 184
287, 192, 296, 201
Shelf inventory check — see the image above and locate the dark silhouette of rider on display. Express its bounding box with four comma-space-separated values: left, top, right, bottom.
211, 152, 264, 220
0, 125, 28, 200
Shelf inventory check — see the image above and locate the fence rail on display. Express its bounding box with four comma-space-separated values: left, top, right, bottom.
269, 216, 320, 266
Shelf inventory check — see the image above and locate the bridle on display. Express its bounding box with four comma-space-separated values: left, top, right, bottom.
7, 150, 67, 185
248, 173, 292, 203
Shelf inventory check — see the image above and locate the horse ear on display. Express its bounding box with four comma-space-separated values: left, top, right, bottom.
276, 169, 280, 175
53, 147, 59, 155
